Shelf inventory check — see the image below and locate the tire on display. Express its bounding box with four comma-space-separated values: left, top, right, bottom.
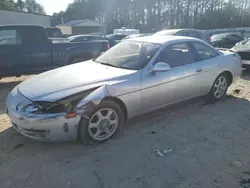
206, 73, 229, 102
78, 100, 125, 145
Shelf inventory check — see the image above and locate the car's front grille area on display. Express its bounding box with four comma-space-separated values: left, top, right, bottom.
237, 52, 250, 60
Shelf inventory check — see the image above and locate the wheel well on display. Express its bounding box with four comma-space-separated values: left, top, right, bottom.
222, 71, 233, 86
103, 97, 128, 122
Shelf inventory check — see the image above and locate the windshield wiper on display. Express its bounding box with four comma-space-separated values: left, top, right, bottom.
94, 59, 118, 68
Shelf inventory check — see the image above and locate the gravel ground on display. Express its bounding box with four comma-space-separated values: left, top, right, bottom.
1, 73, 250, 188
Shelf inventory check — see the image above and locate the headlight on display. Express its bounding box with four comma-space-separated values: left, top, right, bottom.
22, 89, 97, 114
22, 102, 68, 114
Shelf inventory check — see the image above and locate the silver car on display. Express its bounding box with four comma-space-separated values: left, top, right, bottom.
6, 36, 242, 144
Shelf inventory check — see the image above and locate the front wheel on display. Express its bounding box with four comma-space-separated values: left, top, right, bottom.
206, 73, 229, 102
78, 100, 124, 145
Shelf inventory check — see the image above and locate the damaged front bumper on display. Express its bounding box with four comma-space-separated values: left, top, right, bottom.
6, 88, 81, 141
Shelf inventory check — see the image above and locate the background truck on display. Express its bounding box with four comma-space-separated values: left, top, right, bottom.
0, 25, 109, 77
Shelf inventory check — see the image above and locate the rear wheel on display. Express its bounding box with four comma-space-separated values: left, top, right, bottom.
78, 100, 124, 145
206, 73, 229, 102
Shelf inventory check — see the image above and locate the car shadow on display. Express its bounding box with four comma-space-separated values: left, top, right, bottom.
241, 69, 250, 81
1, 94, 250, 156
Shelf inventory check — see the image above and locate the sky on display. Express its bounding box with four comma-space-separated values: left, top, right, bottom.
36, 0, 73, 15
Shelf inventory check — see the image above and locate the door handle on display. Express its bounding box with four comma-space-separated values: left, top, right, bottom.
196, 68, 203, 72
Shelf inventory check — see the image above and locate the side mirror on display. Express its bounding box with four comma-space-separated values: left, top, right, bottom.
151, 62, 170, 73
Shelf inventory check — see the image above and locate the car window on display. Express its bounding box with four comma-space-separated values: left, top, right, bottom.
175, 30, 187, 36
192, 42, 218, 60
0, 29, 21, 45
21, 27, 47, 44
229, 35, 242, 41
189, 31, 199, 38
157, 43, 195, 67
114, 35, 126, 40
78, 37, 89, 41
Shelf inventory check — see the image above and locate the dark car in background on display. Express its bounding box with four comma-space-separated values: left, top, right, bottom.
232, 38, 250, 70
69, 34, 110, 49
106, 34, 127, 47
153, 29, 211, 43
211, 33, 243, 48
0, 25, 110, 77
69, 34, 106, 42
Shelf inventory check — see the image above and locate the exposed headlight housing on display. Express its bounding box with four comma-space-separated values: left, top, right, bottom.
22, 89, 97, 115
22, 102, 70, 114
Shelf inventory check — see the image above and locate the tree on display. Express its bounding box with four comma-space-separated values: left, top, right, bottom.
25, 0, 46, 14
50, 0, 250, 30
0, 0, 17, 11
16, 0, 25, 11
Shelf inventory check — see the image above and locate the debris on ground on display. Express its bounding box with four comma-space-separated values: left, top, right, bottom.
232, 161, 242, 168
13, 144, 25, 149
154, 149, 164, 157
234, 89, 242, 94
163, 149, 172, 154
150, 131, 156, 134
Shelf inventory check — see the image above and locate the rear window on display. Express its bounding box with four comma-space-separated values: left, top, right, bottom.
46, 28, 63, 38
192, 42, 218, 60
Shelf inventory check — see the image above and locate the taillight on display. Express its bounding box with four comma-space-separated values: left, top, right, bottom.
106, 43, 110, 50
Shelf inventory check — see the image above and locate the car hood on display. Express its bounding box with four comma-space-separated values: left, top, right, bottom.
232, 44, 250, 52
18, 60, 137, 102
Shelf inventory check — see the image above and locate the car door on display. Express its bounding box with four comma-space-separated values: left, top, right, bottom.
19, 26, 51, 74
141, 42, 206, 111
0, 27, 23, 77
190, 42, 221, 92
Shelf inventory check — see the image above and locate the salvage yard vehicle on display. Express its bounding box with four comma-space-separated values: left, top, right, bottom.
232, 38, 250, 70
211, 33, 243, 48
0, 25, 109, 78
154, 29, 211, 44
6, 36, 242, 144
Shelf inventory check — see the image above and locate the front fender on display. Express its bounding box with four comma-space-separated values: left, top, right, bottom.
75, 85, 111, 118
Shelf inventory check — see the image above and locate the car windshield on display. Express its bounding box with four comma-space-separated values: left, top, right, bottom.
94, 41, 160, 70
244, 39, 250, 45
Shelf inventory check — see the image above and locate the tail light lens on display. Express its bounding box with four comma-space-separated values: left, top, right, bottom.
106, 43, 110, 50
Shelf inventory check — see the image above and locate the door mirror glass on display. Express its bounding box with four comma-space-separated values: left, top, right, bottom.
151, 62, 170, 72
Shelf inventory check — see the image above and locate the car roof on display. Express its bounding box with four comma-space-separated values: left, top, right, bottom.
155, 29, 204, 35
128, 35, 203, 44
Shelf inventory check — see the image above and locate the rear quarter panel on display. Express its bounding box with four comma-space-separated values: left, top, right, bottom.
217, 50, 242, 82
